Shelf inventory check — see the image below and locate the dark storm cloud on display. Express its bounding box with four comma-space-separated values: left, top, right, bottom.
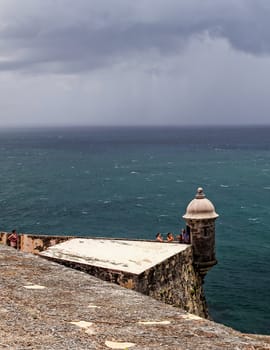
1, 0, 270, 74
0, 0, 270, 127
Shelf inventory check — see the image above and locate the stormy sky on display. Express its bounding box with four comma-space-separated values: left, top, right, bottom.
0, 0, 270, 127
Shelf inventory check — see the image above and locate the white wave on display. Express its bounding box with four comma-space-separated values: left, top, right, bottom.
248, 217, 259, 221
263, 186, 270, 190
176, 179, 184, 183
220, 184, 229, 188
130, 171, 138, 174
136, 196, 145, 200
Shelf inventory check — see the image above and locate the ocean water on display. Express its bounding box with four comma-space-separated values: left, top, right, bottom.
0, 126, 269, 334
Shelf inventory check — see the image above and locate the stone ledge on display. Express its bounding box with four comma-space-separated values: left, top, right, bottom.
40, 238, 190, 274
1, 244, 270, 350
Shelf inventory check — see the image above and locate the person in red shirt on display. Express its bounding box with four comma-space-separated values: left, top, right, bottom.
8, 229, 18, 249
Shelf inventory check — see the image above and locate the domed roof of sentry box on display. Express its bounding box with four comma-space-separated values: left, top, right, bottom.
183, 187, 219, 220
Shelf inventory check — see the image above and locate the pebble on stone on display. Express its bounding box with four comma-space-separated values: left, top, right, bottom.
105, 340, 136, 349
182, 313, 202, 320
23, 284, 46, 289
138, 320, 171, 325
87, 304, 100, 308
70, 321, 93, 328
70, 321, 95, 335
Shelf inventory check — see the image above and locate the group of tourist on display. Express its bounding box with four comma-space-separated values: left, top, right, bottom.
155, 228, 190, 244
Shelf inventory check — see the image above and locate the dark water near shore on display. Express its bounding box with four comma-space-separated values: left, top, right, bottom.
0, 126, 269, 334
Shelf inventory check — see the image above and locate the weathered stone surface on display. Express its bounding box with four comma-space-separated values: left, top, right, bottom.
40, 238, 189, 274
0, 245, 269, 350
40, 238, 207, 317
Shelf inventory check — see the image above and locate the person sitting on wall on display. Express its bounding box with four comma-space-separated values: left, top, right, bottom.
7, 229, 18, 249
166, 232, 174, 242
155, 232, 163, 242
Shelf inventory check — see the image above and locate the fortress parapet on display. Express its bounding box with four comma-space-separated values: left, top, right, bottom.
0, 187, 219, 318
183, 187, 219, 278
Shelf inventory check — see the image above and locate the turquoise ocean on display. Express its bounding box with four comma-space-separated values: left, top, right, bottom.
0, 126, 269, 334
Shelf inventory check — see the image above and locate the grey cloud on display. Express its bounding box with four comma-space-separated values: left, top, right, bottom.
1, 1, 270, 74
0, 20, 189, 73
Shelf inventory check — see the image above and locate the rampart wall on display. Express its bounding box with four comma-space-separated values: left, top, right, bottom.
0, 231, 207, 318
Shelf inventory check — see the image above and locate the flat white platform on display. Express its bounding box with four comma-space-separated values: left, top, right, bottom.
40, 238, 189, 275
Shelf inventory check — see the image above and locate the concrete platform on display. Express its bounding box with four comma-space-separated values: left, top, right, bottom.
40, 238, 189, 274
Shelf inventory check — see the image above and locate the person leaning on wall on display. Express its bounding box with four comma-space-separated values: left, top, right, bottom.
155, 232, 163, 242
7, 229, 18, 249
166, 232, 174, 242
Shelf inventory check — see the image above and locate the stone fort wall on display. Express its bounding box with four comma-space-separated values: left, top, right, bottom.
0, 232, 208, 318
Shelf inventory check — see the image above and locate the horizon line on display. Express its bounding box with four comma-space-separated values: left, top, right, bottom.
0, 123, 270, 130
